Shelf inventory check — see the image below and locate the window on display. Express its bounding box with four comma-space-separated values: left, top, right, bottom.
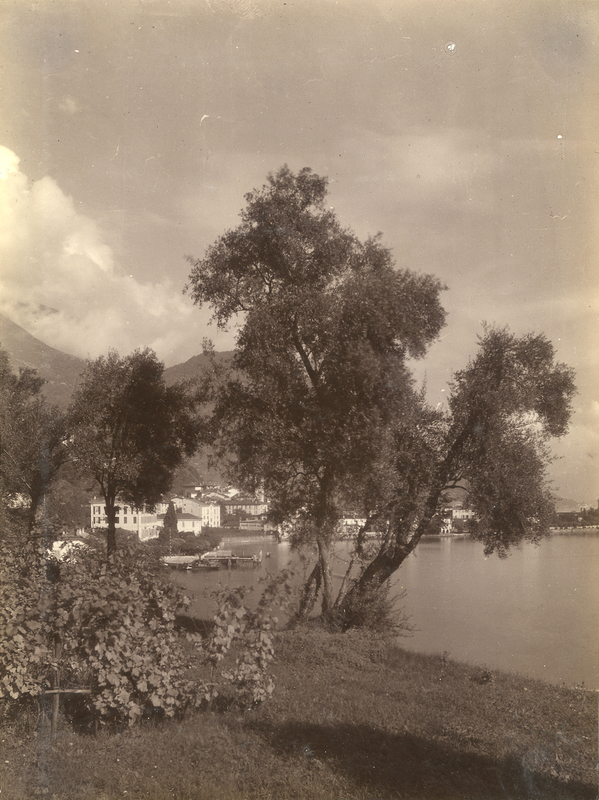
133, 517, 137, 524
123, 517, 127, 524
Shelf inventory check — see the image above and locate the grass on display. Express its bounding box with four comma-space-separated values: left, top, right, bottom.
1, 627, 597, 800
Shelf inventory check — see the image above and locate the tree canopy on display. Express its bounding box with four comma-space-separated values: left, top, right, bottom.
0, 346, 68, 536
186, 166, 576, 628
68, 349, 200, 557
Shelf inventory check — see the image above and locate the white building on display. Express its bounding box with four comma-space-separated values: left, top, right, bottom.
158, 496, 221, 529
451, 508, 476, 521
157, 511, 202, 533
90, 494, 222, 541
222, 496, 268, 517
89, 500, 159, 541
336, 518, 367, 538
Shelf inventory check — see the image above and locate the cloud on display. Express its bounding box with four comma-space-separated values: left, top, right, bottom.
0, 146, 204, 364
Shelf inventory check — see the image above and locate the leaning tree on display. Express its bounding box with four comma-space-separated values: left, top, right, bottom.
186, 166, 575, 627
68, 349, 200, 557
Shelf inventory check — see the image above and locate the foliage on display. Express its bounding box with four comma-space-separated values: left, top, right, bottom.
556, 507, 599, 528
186, 166, 576, 628
52, 542, 200, 725
159, 500, 178, 552
45, 473, 90, 532
67, 349, 200, 556
0, 539, 50, 701
328, 582, 414, 636
150, 529, 222, 555
338, 327, 575, 623
205, 571, 293, 708
197, 529, 222, 550
0, 534, 289, 728
186, 165, 446, 616
0, 346, 68, 534
177, 530, 221, 554
0, 536, 195, 724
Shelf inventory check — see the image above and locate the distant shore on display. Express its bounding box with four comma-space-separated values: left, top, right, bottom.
221, 533, 277, 545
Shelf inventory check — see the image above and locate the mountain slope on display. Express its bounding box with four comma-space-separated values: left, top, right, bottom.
163, 350, 233, 386
0, 314, 234, 406
0, 314, 86, 407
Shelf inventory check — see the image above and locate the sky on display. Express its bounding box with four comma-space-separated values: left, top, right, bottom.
1, 0, 597, 502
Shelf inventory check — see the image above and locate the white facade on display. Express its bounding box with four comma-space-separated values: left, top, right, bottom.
451, 508, 476, 520
158, 511, 202, 533
199, 503, 220, 528
336, 518, 367, 538
158, 496, 221, 529
90, 500, 159, 540
222, 497, 268, 516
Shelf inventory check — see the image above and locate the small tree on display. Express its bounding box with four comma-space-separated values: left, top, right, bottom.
0, 347, 68, 537
161, 501, 178, 554
68, 349, 199, 558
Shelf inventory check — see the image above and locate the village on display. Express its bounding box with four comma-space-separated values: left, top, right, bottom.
47, 484, 481, 560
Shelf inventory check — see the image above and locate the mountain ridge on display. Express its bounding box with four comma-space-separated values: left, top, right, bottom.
0, 313, 233, 407
0, 313, 86, 407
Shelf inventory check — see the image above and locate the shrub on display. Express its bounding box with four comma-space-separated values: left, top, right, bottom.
205, 570, 294, 708
336, 583, 414, 635
0, 540, 51, 701
0, 536, 290, 728
52, 542, 199, 725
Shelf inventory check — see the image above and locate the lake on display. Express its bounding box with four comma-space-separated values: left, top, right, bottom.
171, 530, 599, 689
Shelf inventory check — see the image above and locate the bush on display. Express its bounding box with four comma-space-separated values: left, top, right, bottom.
0, 538, 198, 726
0, 540, 50, 701
0, 536, 290, 728
206, 570, 293, 708
335, 583, 414, 635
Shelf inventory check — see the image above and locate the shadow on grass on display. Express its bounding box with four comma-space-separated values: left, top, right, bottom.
247, 720, 595, 800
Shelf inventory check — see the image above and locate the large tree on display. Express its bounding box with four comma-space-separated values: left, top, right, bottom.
186, 166, 575, 627
0, 346, 68, 536
186, 166, 445, 615
68, 349, 199, 557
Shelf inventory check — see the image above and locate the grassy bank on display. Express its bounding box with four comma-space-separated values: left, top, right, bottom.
1, 628, 596, 800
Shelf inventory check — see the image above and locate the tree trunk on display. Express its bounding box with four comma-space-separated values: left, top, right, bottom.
105, 497, 117, 558
317, 537, 334, 618
338, 450, 466, 627
338, 496, 441, 627
296, 562, 322, 620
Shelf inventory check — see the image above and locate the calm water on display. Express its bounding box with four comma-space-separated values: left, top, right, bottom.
171, 531, 599, 689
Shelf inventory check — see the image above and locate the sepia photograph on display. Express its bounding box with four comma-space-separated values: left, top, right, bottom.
1, 1, 597, 797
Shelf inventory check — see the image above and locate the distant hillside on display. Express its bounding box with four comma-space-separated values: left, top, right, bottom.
164, 351, 234, 488
0, 315, 230, 484
163, 350, 234, 386
554, 497, 586, 514
0, 314, 86, 407
0, 313, 235, 404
